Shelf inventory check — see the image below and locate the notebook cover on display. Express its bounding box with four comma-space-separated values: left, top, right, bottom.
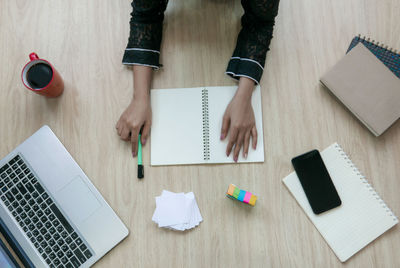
320, 43, 400, 136
347, 36, 400, 79
283, 143, 398, 262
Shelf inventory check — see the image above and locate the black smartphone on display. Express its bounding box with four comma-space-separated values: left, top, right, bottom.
291, 150, 341, 214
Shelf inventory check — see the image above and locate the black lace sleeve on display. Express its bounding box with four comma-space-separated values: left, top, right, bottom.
122, 0, 168, 69
226, 0, 280, 84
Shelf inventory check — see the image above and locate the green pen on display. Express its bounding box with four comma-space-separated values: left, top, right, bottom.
138, 133, 144, 179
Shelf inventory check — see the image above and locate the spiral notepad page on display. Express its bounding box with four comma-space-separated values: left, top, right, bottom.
283, 143, 398, 262
150, 86, 264, 165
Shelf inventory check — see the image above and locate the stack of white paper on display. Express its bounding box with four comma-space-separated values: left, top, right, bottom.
152, 190, 203, 231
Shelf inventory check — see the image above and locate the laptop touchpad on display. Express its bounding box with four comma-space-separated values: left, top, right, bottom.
56, 175, 102, 224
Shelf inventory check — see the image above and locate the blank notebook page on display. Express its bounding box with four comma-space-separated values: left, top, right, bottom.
208, 86, 264, 164
151, 87, 204, 165
283, 143, 398, 262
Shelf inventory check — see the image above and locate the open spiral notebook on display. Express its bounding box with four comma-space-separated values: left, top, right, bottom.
283, 143, 398, 262
150, 86, 264, 166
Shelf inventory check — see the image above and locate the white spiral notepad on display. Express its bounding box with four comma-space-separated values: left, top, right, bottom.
283, 143, 398, 262
150, 86, 264, 166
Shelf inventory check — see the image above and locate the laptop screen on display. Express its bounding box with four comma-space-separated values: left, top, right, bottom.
0, 240, 18, 268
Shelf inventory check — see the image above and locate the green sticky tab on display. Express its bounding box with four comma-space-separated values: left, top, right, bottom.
233, 187, 240, 199
138, 134, 143, 165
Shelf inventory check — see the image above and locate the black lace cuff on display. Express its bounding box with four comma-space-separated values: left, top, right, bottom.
122, 48, 161, 69
225, 57, 263, 84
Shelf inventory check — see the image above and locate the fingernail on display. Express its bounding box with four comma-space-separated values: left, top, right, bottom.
142, 139, 146, 145
132, 151, 136, 157
244, 153, 248, 159
234, 156, 238, 162
220, 134, 225, 140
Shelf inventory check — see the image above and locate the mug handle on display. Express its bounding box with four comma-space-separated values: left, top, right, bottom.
29, 53, 39, 61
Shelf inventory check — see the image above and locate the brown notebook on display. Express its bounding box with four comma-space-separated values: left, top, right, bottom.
320, 43, 400, 136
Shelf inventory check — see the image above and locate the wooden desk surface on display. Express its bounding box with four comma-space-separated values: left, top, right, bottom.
1, 0, 399, 267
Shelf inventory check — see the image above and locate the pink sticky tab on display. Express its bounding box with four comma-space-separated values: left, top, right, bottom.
243, 192, 252, 204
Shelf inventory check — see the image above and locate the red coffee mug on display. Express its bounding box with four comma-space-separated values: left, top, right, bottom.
21, 53, 64, 97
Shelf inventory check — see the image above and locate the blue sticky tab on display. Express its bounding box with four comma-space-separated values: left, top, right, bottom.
238, 190, 246, 202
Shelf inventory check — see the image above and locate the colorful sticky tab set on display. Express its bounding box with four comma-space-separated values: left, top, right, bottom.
226, 184, 257, 206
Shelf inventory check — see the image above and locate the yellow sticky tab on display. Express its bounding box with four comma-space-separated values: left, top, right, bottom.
249, 194, 257, 206
227, 184, 236, 196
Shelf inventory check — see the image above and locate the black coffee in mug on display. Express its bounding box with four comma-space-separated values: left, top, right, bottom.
26, 63, 53, 89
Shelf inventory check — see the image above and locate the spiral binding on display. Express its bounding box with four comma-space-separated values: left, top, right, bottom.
202, 89, 210, 160
357, 34, 400, 56
334, 143, 398, 222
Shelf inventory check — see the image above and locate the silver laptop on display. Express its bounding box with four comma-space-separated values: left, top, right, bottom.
0, 125, 128, 267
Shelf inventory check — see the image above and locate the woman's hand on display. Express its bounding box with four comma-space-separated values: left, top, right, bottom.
116, 96, 151, 157
116, 65, 152, 157
221, 77, 257, 162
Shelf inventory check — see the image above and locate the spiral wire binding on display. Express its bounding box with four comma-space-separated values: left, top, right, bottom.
356, 34, 399, 57
202, 89, 210, 160
334, 143, 398, 222
347, 34, 400, 80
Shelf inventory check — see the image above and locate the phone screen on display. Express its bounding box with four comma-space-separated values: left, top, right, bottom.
291, 150, 341, 214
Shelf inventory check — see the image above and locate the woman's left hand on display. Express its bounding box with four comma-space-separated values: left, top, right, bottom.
221, 77, 257, 162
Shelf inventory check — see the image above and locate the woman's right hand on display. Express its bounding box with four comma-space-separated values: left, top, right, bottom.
116, 96, 151, 157
116, 65, 153, 157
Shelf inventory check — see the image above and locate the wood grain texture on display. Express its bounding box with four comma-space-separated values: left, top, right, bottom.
0, 0, 399, 267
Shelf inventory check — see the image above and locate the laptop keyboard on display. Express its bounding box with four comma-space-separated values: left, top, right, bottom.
0, 155, 93, 268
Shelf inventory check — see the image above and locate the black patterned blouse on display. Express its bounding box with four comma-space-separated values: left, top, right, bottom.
122, 0, 280, 84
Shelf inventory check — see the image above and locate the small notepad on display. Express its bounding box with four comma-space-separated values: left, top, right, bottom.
283, 143, 398, 262
152, 190, 203, 231
320, 44, 400, 136
150, 86, 264, 165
